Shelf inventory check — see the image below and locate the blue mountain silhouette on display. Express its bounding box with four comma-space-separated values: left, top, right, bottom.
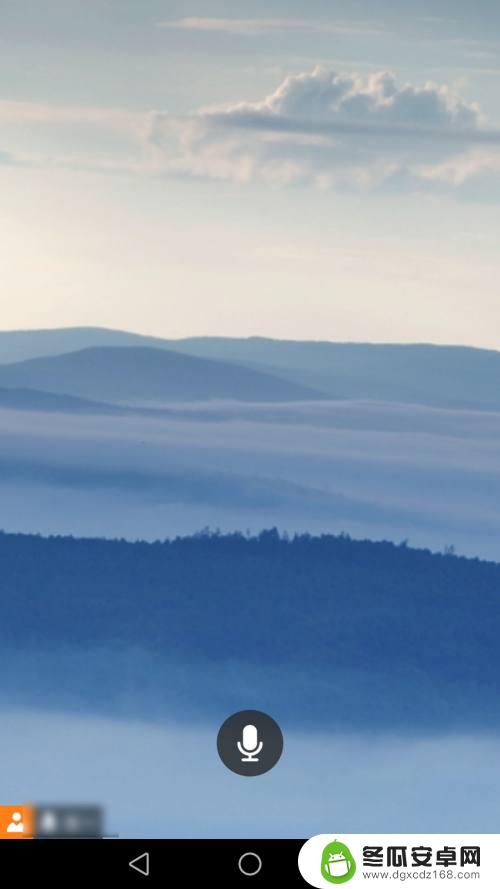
1, 327, 500, 409
0, 346, 323, 404
1, 529, 498, 731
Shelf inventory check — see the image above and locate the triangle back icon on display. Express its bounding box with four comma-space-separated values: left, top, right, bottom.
129, 852, 150, 876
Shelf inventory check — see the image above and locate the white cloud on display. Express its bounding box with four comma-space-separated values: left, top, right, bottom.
150, 66, 500, 193
2, 69, 499, 197
159, 18, 382, 37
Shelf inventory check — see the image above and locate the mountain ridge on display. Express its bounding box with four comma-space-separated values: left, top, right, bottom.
0, 528, 499, 729
1, 326, 500, 410
0, 345, 323, 405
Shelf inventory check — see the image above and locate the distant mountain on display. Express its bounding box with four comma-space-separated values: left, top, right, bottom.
167, 337, 500, 412
0, 387, 124, 415
0, 346, 323, 405
1, 327, 500, 410
0, 529, 499, 730
0, 326, 169, 365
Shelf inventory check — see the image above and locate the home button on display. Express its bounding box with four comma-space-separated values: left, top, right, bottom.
238, 852, 263, 877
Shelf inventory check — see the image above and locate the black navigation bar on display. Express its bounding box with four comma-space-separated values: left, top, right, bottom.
0, 839, 307, 885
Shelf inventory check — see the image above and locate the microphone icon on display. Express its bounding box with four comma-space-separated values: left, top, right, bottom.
237, 724, 264, 762
217, 711, 283, 775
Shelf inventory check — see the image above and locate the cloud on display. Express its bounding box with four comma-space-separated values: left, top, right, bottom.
0, 99, 148, 173
159, 18, 383, 37
1, 69, 499, 197
150, 66, 500, 193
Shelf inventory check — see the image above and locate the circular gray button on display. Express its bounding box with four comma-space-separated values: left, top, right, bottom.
238, 853, 263, 876
217, 710, 283, 776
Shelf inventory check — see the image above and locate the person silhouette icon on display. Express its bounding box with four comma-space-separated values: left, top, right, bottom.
7, 812, 24, 833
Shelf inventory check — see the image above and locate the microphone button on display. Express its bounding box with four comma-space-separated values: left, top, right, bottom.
217, 710, 284, 776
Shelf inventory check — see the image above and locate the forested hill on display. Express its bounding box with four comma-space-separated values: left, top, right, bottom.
1, 530, 499, 729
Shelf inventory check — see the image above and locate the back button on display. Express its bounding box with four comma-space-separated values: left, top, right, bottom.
129, 852, 150, 877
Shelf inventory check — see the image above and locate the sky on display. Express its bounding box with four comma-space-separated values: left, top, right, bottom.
1, 1, 500, 346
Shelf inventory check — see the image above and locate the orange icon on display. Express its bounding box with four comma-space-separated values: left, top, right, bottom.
0, 805, 34, 839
